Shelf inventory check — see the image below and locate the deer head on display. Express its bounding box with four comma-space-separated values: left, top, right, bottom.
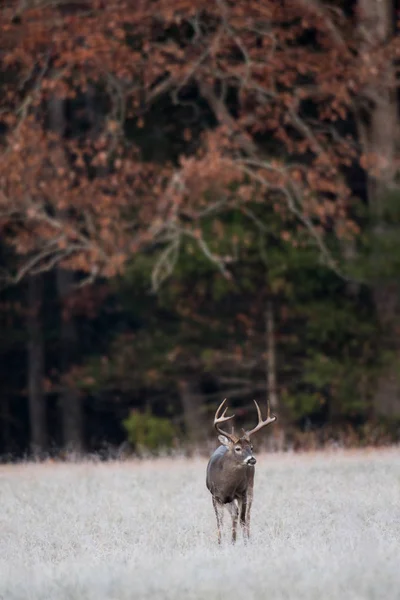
214, 397, 276, 466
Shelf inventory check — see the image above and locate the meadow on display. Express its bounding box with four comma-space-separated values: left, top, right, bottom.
1, 448, 400, 600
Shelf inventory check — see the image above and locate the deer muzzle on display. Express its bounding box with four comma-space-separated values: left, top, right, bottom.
245, 456, 256, 466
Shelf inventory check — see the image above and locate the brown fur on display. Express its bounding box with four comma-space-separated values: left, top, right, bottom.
207, 398, 276, 544
206, 436, 255, 544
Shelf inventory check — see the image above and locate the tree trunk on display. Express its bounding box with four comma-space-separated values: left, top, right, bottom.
178, 379, 206, 446
1, 394, 12, 455
57, 268, 84, 453
266, 301, 279, 414
357, 0, 400, 417
27, 274, 46, 455
265, 301, 285, 450
48, 94, 84, 452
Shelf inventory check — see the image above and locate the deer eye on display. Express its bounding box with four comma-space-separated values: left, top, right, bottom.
235, 446, 241, 452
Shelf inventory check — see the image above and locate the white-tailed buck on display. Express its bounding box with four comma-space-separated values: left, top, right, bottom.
206, 398, 276, 544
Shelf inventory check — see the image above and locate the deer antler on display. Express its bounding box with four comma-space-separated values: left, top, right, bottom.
214, 398, 238, 443
245, 399, 277, 438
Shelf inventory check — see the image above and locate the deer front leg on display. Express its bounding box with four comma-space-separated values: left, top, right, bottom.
242, 477, 254, 542
239, 496, 248, 541
246, 488, 254, 541
212, 496, 224, 545
228, 500, 239, 544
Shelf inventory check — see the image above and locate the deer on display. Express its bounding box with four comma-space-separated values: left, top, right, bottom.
206, 397, 276, 544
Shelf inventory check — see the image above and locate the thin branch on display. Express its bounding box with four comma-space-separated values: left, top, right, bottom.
151, 236, 181, 291
12, 245, 78, 283
215, 0, 252, 87
198, 80, 258, 156
292, 0, 348, 50
183, 228, 233, 279
233, 159, 348, 280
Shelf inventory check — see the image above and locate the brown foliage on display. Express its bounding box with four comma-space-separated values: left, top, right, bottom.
0, 0, 398, 285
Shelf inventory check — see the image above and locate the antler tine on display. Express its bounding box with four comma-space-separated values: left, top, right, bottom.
253, 398, 263, 423
214, 398, 237, 443
215, 398, 233, 421
245, 399, 277, 438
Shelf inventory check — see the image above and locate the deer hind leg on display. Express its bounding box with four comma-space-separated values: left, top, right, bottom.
228, 500, 239, 544
212, 497, 224, 545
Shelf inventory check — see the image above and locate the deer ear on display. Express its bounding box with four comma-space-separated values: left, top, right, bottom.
218, 435, 231, 447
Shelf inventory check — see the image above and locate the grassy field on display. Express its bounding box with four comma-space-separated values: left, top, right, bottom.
1, 448, 400, 600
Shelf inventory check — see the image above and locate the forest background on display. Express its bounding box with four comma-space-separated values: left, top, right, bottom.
0, 0, 399, 459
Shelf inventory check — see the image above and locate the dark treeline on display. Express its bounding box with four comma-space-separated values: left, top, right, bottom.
0, 0, 399, 459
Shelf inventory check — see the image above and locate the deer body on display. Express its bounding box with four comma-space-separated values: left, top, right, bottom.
206, 445, 254, 504
206, 398, 276, 544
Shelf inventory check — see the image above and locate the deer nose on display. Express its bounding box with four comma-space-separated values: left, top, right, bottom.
245, 456, 256, 466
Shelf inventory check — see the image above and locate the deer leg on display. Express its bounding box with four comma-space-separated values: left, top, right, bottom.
228, 500, 239, 544
212, 497, 224, 545
244, 469, 255, 541
239, 497, 248, 542
244, 489, 253, 541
